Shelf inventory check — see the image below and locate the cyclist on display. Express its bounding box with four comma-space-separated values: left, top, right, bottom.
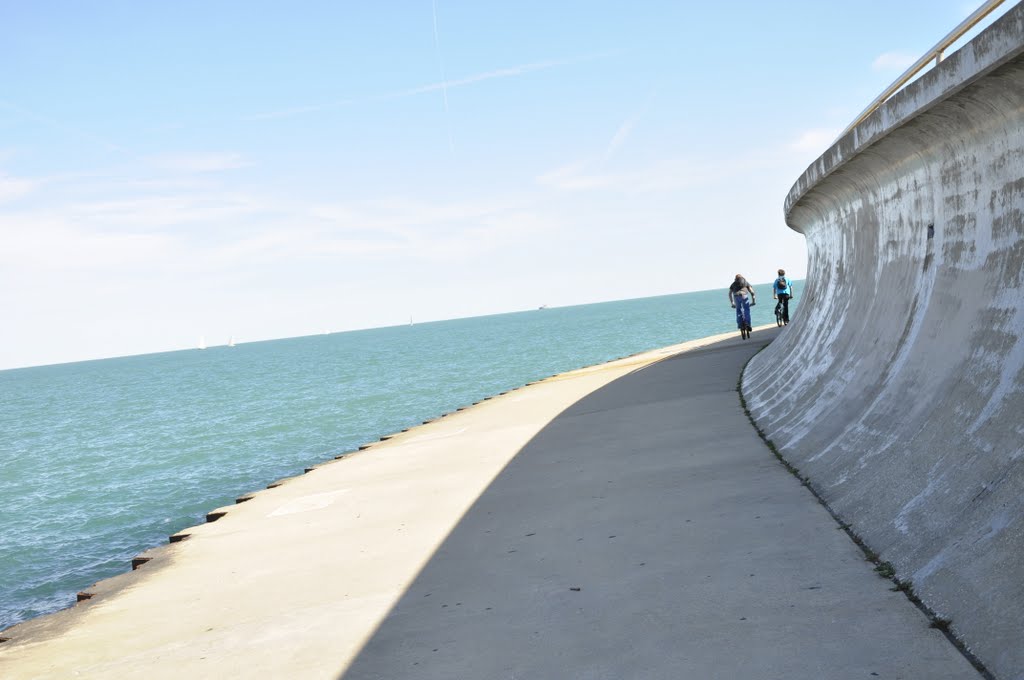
728, 274, 756, 338
772, 269, 794, 325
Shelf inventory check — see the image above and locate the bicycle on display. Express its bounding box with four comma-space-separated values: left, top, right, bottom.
735, 299, 755, 340
774, 294, 793, 326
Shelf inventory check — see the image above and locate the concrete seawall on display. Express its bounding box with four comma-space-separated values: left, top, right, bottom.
743, 6, 1024, 679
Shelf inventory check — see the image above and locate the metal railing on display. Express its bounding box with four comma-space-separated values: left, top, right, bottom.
839, 0, 1011, 138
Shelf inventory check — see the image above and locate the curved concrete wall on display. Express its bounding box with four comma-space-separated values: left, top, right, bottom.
743, 7, 1024, 679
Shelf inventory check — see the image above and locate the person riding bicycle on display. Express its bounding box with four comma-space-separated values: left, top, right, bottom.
772, 269, 794, 325
728, 274, 755, 335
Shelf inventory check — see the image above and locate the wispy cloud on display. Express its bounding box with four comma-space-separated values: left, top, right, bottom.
0, 174, 37, 204
248, 52, 618, 121
305, 196, 511, 232
0, 161, 543, 276
70, 192, 265, 228
604, 92, 656, 161
538, 157, 711, 194
0, 100, 132, 155
246, 104, 339, 121
406, 57, 580, 94
539, 138, 796, 196
147, 152, 251, 173
537, 160, 612, 191
544, 95, 657, 186
872, 51, 917, 71
0, 214, 175, 270
605, 116, 637, 161
189, 196, 552, 269
789, 127, 841, 153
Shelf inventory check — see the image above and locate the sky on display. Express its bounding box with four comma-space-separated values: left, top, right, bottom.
0, 0, 1015, 369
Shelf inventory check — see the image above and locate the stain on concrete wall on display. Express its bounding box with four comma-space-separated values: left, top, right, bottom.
744, 7, 1024, 679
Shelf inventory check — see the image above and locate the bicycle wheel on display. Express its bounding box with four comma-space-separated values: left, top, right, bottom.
775, 303, 784, 326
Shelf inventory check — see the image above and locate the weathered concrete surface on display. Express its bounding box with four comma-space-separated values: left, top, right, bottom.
743, 6, 1024, 679
0, 328, 980, 678
340, 330, 977, 680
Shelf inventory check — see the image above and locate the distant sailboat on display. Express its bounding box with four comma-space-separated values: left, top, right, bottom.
227, 336, 235, 348
409, 316, 413, 326
198, 336, 207, 350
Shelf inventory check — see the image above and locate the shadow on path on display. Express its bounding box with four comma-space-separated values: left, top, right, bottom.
339, 328, 977, 680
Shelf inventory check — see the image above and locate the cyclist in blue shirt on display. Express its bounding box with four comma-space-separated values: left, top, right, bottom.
772, 269, 794, 324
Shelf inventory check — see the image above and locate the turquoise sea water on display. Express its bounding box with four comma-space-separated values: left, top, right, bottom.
0, 287, 797, 630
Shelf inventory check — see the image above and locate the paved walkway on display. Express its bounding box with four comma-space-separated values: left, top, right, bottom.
0, 329, 980, 679
341, 330, 979, 679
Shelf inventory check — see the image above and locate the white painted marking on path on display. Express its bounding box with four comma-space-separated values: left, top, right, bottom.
268, 490, 349, 517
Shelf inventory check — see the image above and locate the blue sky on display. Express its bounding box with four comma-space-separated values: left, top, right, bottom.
0, 0, 1013, 369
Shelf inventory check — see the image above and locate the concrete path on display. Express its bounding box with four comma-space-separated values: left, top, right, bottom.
341, 330, 979, 680
0, 329, 980, 679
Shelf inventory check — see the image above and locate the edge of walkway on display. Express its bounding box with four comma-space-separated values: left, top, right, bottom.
0, 326, 771, 678
737, 345, 993, 678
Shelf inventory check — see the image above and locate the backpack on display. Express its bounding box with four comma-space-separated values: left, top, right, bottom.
775, 277, 787, 292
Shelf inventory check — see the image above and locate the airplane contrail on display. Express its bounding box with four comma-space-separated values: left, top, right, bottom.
432, 0, 455, 153
0, 100, 133, 157
246, 51, 624, 122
